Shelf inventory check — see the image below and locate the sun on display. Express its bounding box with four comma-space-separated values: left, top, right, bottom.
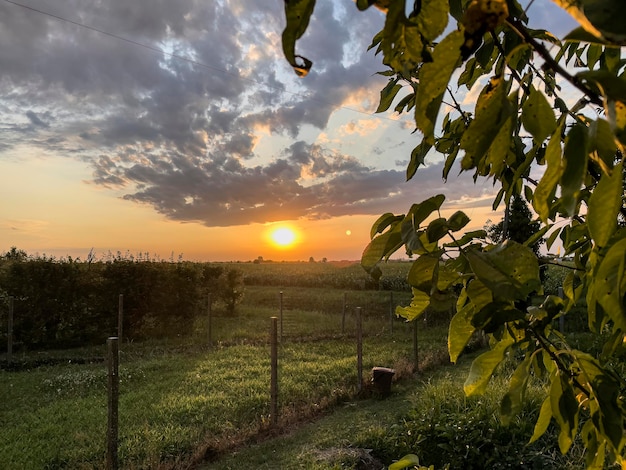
271, 227, 297, 247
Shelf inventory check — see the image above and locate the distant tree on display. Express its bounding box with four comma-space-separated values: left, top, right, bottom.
217, 268, 244, 316
308, 256, 315, 263
3, 247, 28, 261
486, 195, 543, 255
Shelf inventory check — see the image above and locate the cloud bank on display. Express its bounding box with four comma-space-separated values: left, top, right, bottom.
0, 0, 494, 227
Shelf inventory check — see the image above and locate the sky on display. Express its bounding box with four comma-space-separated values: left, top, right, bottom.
0, 0, 577, 262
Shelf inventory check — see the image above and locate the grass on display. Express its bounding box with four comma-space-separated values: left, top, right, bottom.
0, 263, 596, 469
202, 357, 586, 470
0, 317, 446, 469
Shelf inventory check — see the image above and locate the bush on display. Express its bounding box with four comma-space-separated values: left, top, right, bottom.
0, 251, 244, 350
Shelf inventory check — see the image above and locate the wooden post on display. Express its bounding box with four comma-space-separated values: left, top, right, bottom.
207, 293, 213, 349
557, 287, 565, 332
7, 296, 14, 361
389, 291, 394, 335
413, 320, 419, 373
270, 317, 278, 427
341, 292, 347, 334
106, 337, 119, 470
356, 307, 363, 392
279, 291, 284, 343
117, 294, 123, 344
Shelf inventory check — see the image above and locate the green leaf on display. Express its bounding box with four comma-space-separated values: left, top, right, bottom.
415, 31, 463, 143
426, 217, 449, 243
369, 213, 403, 239
448, 303, 476, 363
593, 236, 626, 331
464, 333, 515, 396
376, 79, 403, 113
447, 211, 470, 232
534, 117, 566, 222
577, 353, 624, 451
501, 354, 533, 425
589, 118, 618, 169
529, 397, 552, 444
389, 454, 421, 470
395, 92, 416, 114
522, 86, 557, 143
553, 0, 626, 45
413, 0, 449, 41
407, 254, 439, 292
407, 140, 432, 181
578, 70, 626, 102
564, 27, 611, 45
588, 162, 623, 248
550, 370, 579, 454
560, 122, 589, 216
361, 225, 403, 276
605, 98, 626, 147
396, 288, 431, 321
466, 242, 541, 301
282, 0, 316, 76
460, 77, 513, 170
407, 194, 446, 226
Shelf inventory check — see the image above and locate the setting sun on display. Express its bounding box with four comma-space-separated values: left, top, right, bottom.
271, 227, 297, 247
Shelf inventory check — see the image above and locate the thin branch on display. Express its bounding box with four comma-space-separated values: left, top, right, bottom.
446, 86, 470, 125
506, 17, 604, 107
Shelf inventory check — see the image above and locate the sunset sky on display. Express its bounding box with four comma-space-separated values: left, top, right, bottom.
0, 1, 576, 262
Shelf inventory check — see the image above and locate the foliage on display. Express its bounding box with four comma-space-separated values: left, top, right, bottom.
0, 250, 243, 349
486, 194, 544, 255
282, 0, 626, 467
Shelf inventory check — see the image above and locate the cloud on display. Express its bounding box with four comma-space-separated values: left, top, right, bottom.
0, 1, 493, 228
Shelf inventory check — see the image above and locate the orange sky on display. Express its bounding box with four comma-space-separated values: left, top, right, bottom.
0, 1, 573, 262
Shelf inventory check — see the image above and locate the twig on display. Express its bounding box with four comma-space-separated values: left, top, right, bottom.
506, 17, 603, 107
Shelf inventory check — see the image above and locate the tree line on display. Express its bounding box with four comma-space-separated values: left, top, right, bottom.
0, 248, 243, 350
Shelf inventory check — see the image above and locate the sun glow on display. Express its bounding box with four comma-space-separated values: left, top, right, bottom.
271, 227, 297, 247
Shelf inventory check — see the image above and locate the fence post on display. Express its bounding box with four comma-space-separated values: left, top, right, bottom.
106, 337, 119, 470
207, 294, 213, 349
7, 296, 14, 361
557, 287, 565, 332
356, 307, 363, 392
341, 292, 347, 334
270, 317, 278, 427
389, 291, 394, 335
279, 291, 284, 343
117, 294, 124, 344
413, 320, 419, 373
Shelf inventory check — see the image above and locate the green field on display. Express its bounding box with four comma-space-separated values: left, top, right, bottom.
0, 262, 589, 469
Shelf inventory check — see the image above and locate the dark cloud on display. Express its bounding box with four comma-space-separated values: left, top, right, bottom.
0, 1, 488, 228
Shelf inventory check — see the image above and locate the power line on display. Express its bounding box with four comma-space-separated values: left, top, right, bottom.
2, 0, 407, 124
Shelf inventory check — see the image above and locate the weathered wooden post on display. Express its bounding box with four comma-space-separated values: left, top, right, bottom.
413, 320, 419, 373
356, 307, 363, 392
341, 292, 347, 334
7, 296, 14, 361
270, 317, 278, 427
106, 337, 119, 470
207, 293, 213, 349
117, 294, 124, 344
279, 291, 284, 343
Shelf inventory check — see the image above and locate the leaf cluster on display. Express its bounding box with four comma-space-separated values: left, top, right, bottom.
282, 0, 626, 467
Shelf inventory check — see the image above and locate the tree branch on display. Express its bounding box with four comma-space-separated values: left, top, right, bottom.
506, 18, 604, 107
